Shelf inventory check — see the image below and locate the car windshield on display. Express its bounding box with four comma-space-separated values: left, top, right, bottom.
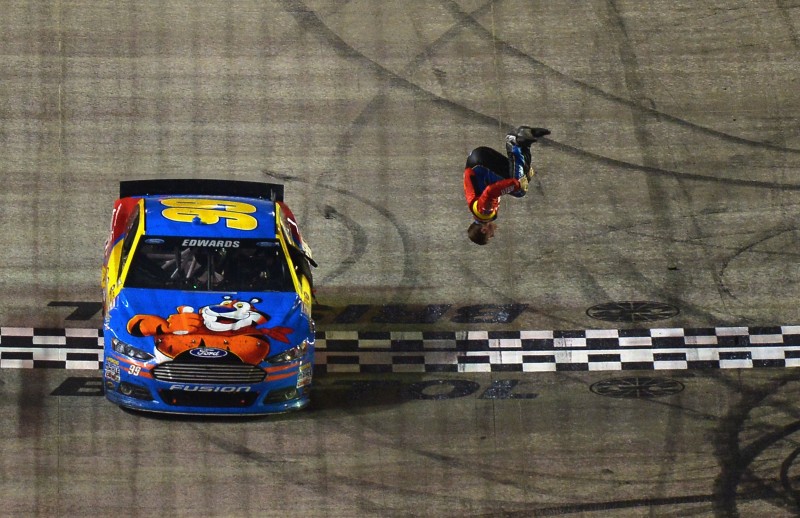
124, 237, 294, 292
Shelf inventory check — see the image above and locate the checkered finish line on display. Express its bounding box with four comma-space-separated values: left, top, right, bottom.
3, 326, 800, 372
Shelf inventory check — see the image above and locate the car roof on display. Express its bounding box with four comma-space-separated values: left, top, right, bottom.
139, 194, 278, 240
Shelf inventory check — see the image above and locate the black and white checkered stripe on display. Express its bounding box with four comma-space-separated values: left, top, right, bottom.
316, 327, 800, 373
2, 326, 799, 372
0, 328, 104, 369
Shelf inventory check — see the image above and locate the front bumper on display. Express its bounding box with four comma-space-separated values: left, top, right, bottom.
103, 354, 313, 415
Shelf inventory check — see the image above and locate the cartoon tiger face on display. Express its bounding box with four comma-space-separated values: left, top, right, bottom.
200, 297, 267, 332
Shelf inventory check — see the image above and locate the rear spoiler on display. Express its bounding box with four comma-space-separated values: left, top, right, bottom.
119, 179, 284, 201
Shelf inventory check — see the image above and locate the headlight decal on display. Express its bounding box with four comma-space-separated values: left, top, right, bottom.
111, 337, 155, 362
266, 340, 309, 364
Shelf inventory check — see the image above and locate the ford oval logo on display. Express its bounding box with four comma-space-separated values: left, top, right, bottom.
189, 348, 228, 359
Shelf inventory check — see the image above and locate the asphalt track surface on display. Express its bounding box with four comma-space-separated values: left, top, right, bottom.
2, 1, 800, 516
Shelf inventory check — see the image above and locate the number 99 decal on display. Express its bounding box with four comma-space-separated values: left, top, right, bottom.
160, 198, 259, 231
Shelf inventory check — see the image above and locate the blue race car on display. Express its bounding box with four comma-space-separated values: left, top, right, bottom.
101, 180, 316, 415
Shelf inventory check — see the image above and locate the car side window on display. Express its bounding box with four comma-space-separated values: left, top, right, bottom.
287, 246, 313, 290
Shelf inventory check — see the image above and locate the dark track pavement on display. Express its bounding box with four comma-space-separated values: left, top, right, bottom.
5, 368, 800, 517
2, 1, 800, 516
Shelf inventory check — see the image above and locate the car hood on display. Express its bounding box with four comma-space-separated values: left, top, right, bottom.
107, 288, 310, 365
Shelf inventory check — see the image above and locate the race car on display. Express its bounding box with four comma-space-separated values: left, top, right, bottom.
101, 179, 316, 415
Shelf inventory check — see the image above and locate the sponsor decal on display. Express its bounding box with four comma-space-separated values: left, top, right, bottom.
297, 362, 312, 388
180, 239, 240, 248
168, 384, 252, 393
126, 297, 292, 364
104, 357, 120, 382
189, 347, 228, 359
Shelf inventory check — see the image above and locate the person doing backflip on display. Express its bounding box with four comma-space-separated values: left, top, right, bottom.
463, 125, 551, 245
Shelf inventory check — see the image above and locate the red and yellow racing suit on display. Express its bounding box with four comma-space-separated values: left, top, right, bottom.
463, 166, 522, 222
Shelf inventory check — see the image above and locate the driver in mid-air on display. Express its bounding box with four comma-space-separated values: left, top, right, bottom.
463, 126, 550, 245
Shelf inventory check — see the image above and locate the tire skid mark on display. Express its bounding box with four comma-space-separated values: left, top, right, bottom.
717, 226, 798, 302
275, 1, 430, 300
325, 406, 661, 515
483, 493, 765, 517
506, 208, 740, 324
580, 211, 800, 264
151, 375, 800, 517
190, 410, 576, 514
548, 138, 800, 190
607, 255, 722, 324
776, 0, 800, 49
264, 170, 417, 296
317, 204, 368, 284
570, 261, 614, 309
191, 423, 407, 515
780, 446, 800, 508
272, 0, 800, 336
331, 384, 789, 518
457, 260, 585, 330
604, 0, 688, 308
443, 0, 800, 155
280, 0, 800, 194
711, 372, 800, 517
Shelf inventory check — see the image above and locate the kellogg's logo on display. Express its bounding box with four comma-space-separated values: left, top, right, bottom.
189, 348, 228, 359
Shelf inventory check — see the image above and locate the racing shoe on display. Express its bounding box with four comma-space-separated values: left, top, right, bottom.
512, 126, 551, 146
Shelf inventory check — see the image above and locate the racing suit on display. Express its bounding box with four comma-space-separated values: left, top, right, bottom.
463, 143, 530, 223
